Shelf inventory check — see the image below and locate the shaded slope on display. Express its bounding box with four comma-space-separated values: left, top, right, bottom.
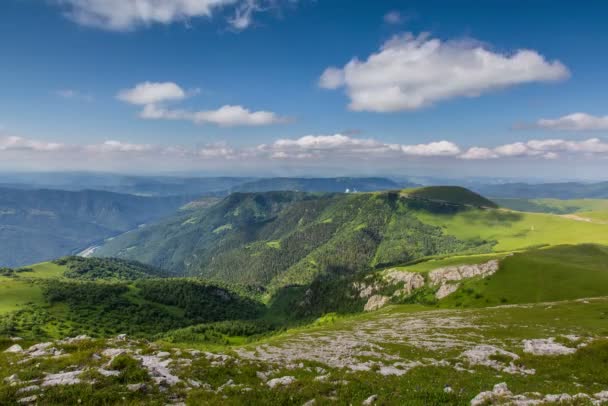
0, 188, 190, 267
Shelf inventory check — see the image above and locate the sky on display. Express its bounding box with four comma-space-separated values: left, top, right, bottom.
1, 0, 608, 179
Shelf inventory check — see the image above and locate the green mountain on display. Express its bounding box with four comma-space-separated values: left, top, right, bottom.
0, 188, 190, 267
94, 187, 498, 289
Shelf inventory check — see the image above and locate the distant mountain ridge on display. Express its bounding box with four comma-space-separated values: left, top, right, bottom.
231, 177, 412, 193
474, 181, 608, 199
0, 187, 191, 267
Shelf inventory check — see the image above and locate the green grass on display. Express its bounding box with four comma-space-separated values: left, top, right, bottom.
0, 262, 65, 314
441, 244, 608, 308
415, 208, 608, 252
494, 197, 608, 214
25, 262, 66, 279
0, 279, 44, 313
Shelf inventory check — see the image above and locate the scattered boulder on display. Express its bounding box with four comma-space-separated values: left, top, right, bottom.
267, 376, 296, 389
127, 383, 147, 392
137, 354, 180, 386
4, 374, 20, 384
17, 395, 37, 404
523, 338, 576, 356
42, 370, 83, 387
17, 385, 39, 394
471, 383, 608, 405
461, 345, 535, 375
362, 394, 378, 405
364, 295, 390, 312
4, 344, 23, 353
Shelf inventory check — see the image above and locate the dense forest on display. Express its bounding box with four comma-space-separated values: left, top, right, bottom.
96, 187, 497, 290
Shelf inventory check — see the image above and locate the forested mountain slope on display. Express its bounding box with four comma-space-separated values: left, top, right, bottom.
95, 187, 499, 289
0, 188, 190, 267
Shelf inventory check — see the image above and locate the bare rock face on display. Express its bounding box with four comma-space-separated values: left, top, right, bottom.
428, 260, 499, 286
435, 283, 459, 299
364, 295, 390, 312
384, 271, 425, 296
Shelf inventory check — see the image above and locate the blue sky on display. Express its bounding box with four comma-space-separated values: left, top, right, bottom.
1, 0, 608, 179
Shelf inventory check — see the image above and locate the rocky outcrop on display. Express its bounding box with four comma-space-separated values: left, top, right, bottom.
435, 283, 459, 299
470, 382, 608, 406
428, 260, 499, 286
384, 271, 425, 297
364, 295, 390, 312
429, 259, 499, 299
523, 338, 577, 356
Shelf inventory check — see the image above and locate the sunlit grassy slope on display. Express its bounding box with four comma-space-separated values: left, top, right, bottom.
415, 208, 608, 251
0, 262, 65, 314
441, 244, 608, 307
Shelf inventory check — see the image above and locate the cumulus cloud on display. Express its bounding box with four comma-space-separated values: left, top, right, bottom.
319, 32, 569, 112
140, 103, 288, 126
534, 113, 608, 131
265, 134, 460, 160
460, 138, 608, 160
4, 132, 608, 171
117, 82, 187, 105
57, 0, 294, 31
0, 135, 66, 152
118, 81, 287, 127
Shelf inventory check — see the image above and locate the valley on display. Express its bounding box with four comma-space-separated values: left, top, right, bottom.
0, 185, 607, 404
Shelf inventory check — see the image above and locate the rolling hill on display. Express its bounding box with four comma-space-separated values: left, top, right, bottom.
0, 188, 191, 267
93, 187, 496, 289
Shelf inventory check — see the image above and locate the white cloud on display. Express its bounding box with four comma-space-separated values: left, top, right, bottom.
319, 32, 569, 112
0, 135, 66, 152
86, 140, 157, 153
57, 0, 293, 31
118, 81, 286, 127
535, 113, 608, 131
117, 82, 187, 105
228, 0, 258, 30
266, 134, 460, 159
141, 104, 288, 126
460, 138, 608, 160
4, 132, 608, 171
383, 11, 403, 25
459, 147, 498, 160
401, 141, 460, 156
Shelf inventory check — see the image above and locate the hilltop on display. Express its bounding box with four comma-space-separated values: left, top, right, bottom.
94, 187, 500, 289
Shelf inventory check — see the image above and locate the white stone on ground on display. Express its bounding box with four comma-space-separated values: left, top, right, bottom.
523, 338, 576, 356
362, 394, 378, 405
266, 376, 296, 388
4, 344, 23, 353
42, 370, 83, 387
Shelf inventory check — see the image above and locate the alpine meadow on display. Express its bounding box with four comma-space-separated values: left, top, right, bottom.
1, 1, 608, 405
